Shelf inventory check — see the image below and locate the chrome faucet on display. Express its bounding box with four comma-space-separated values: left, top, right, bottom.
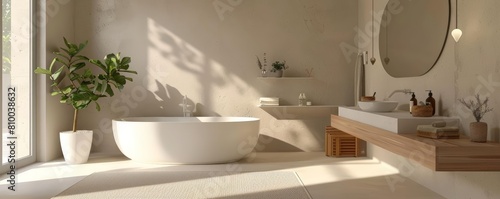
180, 95, 192, 117
385, 89, 412, 100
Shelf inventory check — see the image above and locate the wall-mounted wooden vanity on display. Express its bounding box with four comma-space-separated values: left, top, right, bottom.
331, 107, 500, 171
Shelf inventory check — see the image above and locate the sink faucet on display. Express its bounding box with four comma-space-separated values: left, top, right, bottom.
385, 89, 412, 100
180, 95, 192, 117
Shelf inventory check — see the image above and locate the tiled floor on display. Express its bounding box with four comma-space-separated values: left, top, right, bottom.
0, 152, 444, 199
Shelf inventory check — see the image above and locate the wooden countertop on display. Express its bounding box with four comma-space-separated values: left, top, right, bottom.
331, 115, 500, 171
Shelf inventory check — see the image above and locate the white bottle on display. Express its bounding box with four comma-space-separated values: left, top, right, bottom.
299, 93, 307, 106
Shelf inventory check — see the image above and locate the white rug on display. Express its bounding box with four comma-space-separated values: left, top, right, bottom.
53, 170, 311, 199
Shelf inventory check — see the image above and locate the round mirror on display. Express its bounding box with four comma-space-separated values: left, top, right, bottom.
379, 0, 450, 78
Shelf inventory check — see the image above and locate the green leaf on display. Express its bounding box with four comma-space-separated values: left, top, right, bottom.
118, 69, 137, 74
54, 52, 70, 61
113, 74, 126, 85
63, 37, 71, 49
121, 56, 131, 64
100, 82, 108, 94
34, 67, 51, 75
105, 85, 114, 97
60, 47, 71, 56
51, 66, 64, 80
89, 59, 107, 72
60, 95, 68, 104
80, 84, 91, 92
82, 69, 92, 78
70, 73, 81, 81
62, 86, 73, 95
72, 92, 91, 101
75, 55, 89, 62
51, 91, 61, 96
93, 79, 100, 93
95, 102, 101, 111
48, 58, 58, 72
78, 41, 88, 52
70, 62, 86, 73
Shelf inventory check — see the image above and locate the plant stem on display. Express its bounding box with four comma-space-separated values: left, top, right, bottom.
73, 108, 78, 132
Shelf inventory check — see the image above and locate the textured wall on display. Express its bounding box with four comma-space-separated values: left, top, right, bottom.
71, 0, 358, 154
359, 0, 500, 198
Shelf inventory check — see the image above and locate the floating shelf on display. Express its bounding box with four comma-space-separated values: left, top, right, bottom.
259, 105, 338, 120
331, 115, 500, 171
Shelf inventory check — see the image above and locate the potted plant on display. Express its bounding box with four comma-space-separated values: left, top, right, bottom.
35, 38, 137, 164
269, 60, 288, 77
458, 94, 493, 142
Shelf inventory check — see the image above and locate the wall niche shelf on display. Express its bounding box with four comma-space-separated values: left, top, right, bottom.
259, 105, 338, 120
331, 115, 500, 171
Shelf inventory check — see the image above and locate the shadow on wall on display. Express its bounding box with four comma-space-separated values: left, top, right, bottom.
135, 80, 220, 117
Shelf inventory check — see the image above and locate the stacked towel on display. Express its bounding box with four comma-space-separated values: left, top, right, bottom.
417, 122, 459, 139
259, 97, 279, 106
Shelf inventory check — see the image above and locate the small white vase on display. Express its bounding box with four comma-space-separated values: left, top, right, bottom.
470, 122, 487, 143
60, 130, 93, 164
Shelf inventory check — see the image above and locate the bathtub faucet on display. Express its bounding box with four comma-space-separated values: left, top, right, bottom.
181, 95, 192, 117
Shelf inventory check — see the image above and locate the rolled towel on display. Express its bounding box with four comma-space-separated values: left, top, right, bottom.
431, 121, 447, 128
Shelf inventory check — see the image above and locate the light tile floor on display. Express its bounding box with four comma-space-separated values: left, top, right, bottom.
0, 152, 444, 199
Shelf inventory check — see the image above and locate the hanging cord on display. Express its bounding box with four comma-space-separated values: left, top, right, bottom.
455, 0, 458, 29
370, 0, 376, 65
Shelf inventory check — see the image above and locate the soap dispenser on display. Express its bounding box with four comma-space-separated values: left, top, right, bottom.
425, 90, 436, 116
409, 92, 417, 114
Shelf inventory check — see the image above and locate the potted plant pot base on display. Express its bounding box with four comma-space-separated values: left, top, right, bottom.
60, 130, 93, 164
470, 122, 487, 143
267, 70, 283, 77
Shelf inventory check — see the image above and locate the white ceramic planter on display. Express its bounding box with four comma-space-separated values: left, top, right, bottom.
267, 70, 283, 77
60, 130, 93, 164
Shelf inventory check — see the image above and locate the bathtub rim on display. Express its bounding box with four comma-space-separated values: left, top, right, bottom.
112, 116, 260, 124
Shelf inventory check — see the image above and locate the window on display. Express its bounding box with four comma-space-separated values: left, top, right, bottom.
1, 0, 34, 173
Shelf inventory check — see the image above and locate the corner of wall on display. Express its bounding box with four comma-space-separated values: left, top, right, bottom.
36, 0, 76, 162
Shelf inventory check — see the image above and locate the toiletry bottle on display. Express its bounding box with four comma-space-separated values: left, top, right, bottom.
409, 92, 417, 114
425, 90, 435, 116
302, 93, 307, 106
299, 93, 307, 106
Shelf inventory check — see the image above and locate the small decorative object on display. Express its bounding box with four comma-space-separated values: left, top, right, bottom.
34, 38, 138, 164
269, 60, 289, 77
298, 93, 307, 106
458, 94, 493, 142
256, 54, 267, 77
411, 105, 433, 117
360, 92, 376, 102
305, 67, 314, 77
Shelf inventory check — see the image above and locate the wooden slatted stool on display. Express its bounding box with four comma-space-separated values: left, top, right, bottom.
325, 126, 364, 157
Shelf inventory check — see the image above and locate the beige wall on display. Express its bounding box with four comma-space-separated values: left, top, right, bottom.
36, 0, 76, 161
359, 0, 500, 198
70, 0, 358, 155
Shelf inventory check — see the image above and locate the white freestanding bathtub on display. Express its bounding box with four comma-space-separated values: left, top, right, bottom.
112, 117, 260, 164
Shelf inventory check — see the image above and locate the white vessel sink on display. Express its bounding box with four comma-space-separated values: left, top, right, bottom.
339, 107, 459, 134
358, 101, 398, 112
